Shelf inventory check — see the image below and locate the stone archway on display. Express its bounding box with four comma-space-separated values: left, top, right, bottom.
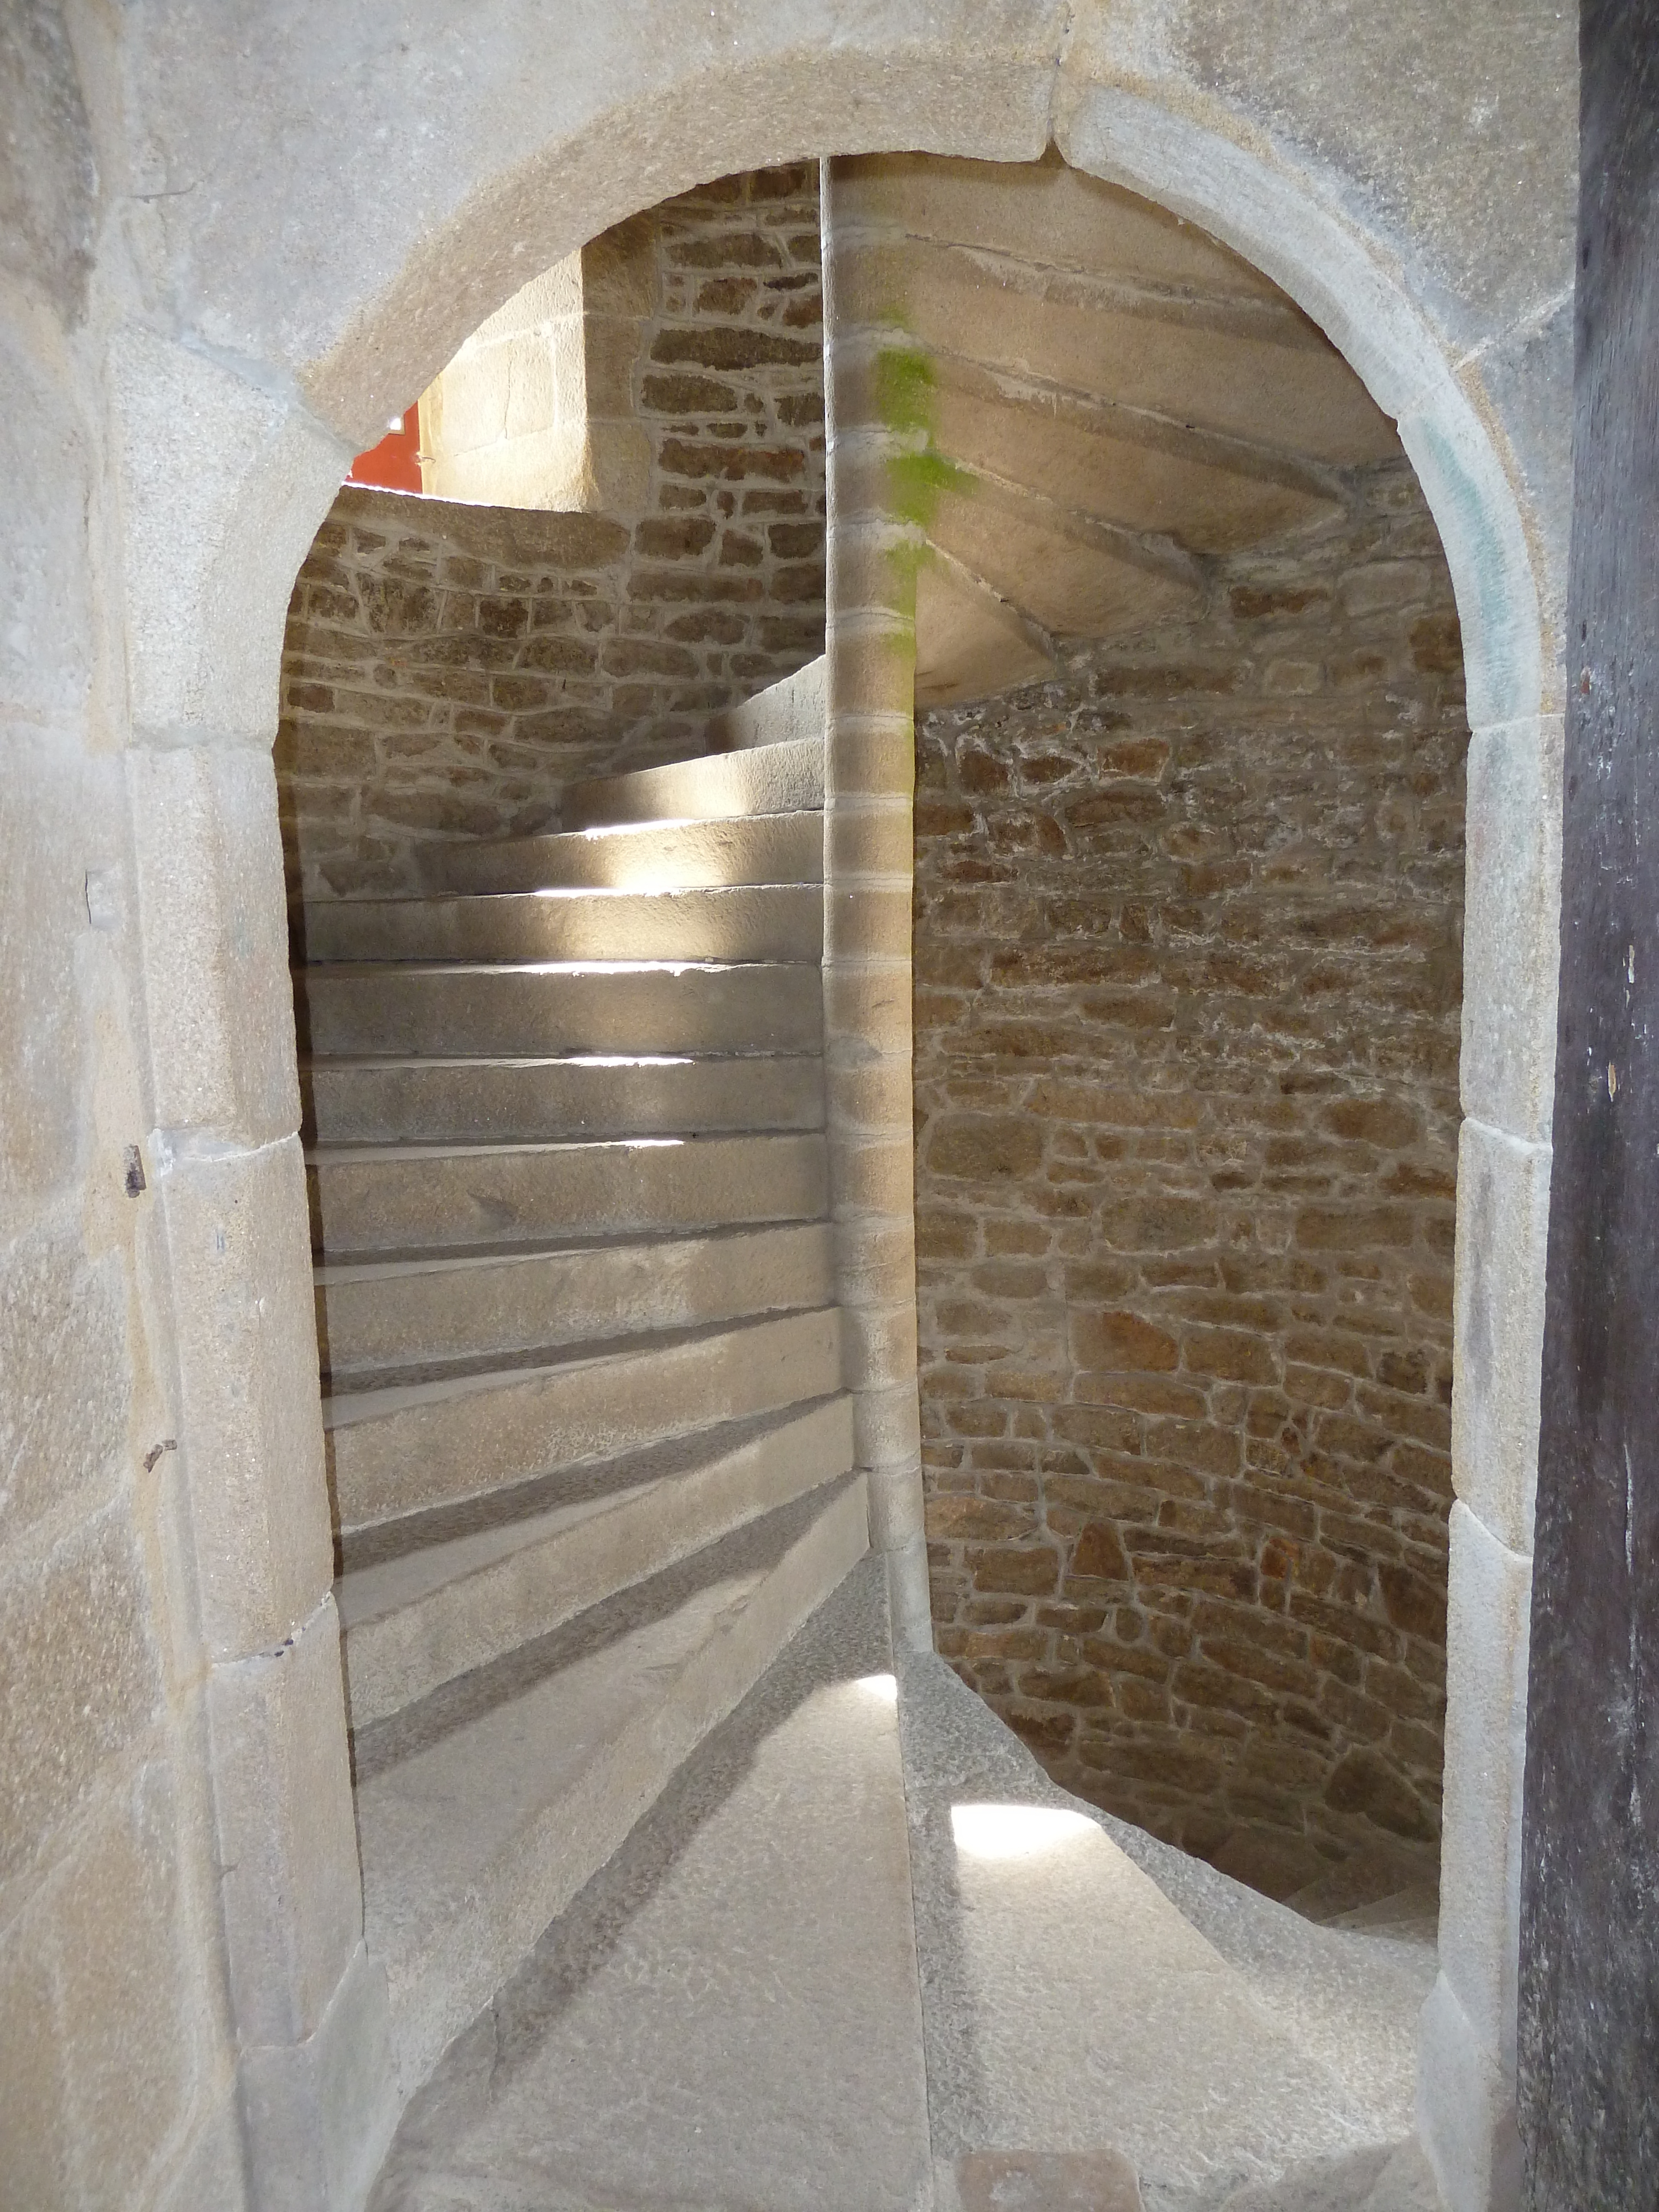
103, 28, 1556, 2210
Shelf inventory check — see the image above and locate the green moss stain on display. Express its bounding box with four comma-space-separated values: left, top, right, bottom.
886, 447, 974, 528
872, 341, 973, 601
875, 344, 937, 440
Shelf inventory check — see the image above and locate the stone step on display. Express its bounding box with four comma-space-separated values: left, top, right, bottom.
414, 810, 823, 895
363, 1554, 932, 2210
353, 1473, 870, 2091
298, 883, 822, 967
325, 1305, 844, 1531
296, 960, 822, 1061
337, 1395, 854, 1730
316, 1220, 835, 1379
560, 735, 824, 831
895, 1650, 1434, 2206
307, 1130, 827, 1255
302, 1050, 825, 1146
706, 654, 826, 754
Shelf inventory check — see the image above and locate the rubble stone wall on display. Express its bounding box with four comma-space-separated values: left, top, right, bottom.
914, 457, 1466, 1900
277, 165, 825, 902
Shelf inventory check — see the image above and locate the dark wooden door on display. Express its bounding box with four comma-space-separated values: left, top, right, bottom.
1519, 4, 1659, 2204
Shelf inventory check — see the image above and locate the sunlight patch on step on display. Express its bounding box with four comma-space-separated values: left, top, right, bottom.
951, 1802, 1097, 1861
854, 1671, 898, 1704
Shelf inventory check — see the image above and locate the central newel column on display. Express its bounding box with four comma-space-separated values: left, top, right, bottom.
820, 159, 932, 1650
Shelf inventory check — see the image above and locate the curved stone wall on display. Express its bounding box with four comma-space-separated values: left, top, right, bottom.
915, 455, 1465, 1902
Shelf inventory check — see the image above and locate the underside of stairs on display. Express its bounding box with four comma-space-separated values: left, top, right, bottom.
296, 716, 868, 2098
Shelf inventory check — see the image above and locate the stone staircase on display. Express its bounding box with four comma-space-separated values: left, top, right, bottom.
294, 685, 1447, 2208
294, 717, 868, 2093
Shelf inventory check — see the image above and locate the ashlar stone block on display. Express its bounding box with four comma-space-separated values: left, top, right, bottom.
156, 1134, 333, 1661
109, 326, 348, 743
1451, 1119, 1550, 1556
0, 728, 105, 1209
0, 1913, 75, 2212
1438, 1502, 1530, 2069
0, 1222, 128, 1554
206, 1595, 364, 2050
0, 1504, 160, 1888
1418, 1969, 1522, 2212
239, 1942, 395, 2212
128, 742, 301, 1145
1460, 717, 1563, 1144
0, 321, 91, 718
48, 1762, 192, 2212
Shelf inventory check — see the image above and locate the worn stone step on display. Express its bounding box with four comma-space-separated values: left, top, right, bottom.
302, 1050, 825, 1146
296, 961, 822, 1061
307, 1130, 827, 1255
363, 1555, 932, 2211
326, 1305, 844, 1530
316, 1220, 835, 1378
896, 1651, 1434, 2205
353, 1473, 870, 2089
561, 735, 824, 831
297, 883, 823, 967
337, 1394, 854, 1730
706, 654, 825, 754
415, 811, 823, 895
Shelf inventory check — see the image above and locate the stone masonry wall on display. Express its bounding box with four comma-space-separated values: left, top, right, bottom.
277, 165, 824, 903
914, 458, 1465, 1901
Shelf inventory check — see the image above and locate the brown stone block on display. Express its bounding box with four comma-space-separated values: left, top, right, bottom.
1097, 1194, 1212, 1250
1377, 1561, 1449, 1643
1003, 1705, 1077, 1759
1016, 1665, 1114, 1709
1070, 1522, 1131, 1582
1068, 1308, 1180, 1373
1047, 1405, 1144, 1455
1290, 1594, 1404, 1662
1132, 1553, 1257, 1602
925, 1494, 1031, 1543
1142, 1418, 1240, 1479
1170, 1660, 1277, 1721
925, 1114, 1045, 1182
1323, 1749, 1436, 1841
1078, 1374, 1211, 1422
915, 1208, 977, 1261
967, 1544, 1061, 1597
1198, 1635, 1319, 1698
1284, 1331, 1374, 1381
1180, 1326, 1278, 1385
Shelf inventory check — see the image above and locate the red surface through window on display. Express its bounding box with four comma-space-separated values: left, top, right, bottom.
347, 400, 424, 493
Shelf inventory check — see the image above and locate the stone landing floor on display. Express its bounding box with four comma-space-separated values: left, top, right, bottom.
366, 1561, 1441, 2211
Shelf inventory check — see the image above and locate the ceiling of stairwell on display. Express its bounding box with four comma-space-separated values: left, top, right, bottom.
849, 154, 1404, 708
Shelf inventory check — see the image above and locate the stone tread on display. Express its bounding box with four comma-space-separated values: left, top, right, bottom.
413, 809, 824, 894
298, 883, 823, 967
325, 1305, 844, 1531
306, 1129, 829, 1254
560, 734, 824, 830
354, 1472, 870, 2089
296, 958, 823, 1060
301, 1049, 825, 1146
337, 1394, 855, 1729
315, 1219, 836, 1379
